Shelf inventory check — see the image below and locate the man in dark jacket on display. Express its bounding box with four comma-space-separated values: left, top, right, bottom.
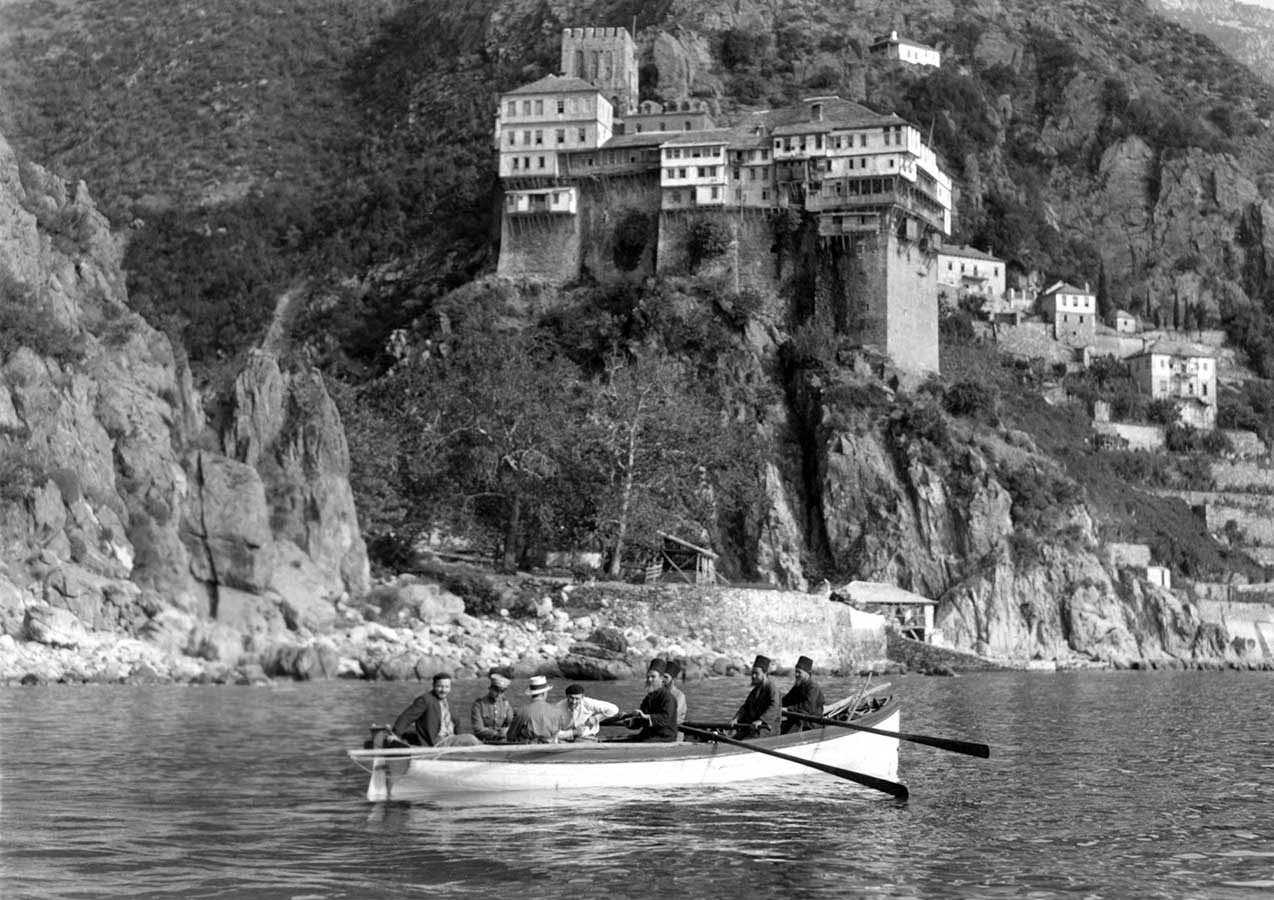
781, 654, 826, 734
470, 669, 515, 743
391, 672, 480, 747
730, 654, 782, 739
620, 658, 679, 742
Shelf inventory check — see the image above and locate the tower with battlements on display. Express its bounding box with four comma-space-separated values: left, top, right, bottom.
561, 27, 638, 116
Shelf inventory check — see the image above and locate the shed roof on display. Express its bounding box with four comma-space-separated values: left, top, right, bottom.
505, 75, 602, 96
837, 581, 936, 606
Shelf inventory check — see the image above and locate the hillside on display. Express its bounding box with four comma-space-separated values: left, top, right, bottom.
2, 0, 1274, 668
1151, 0, 1274, 87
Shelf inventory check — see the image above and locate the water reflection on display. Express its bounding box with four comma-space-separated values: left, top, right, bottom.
2, 673, 1273, 899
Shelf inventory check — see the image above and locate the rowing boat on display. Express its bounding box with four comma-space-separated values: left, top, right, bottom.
347, 693, 902, 801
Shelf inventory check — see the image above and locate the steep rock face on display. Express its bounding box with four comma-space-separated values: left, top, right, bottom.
0, 134, 369, 679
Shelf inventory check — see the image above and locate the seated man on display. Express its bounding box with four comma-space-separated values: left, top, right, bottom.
556, 683, 619, 742
730, 654, 781, 739
781, 654, 826, 734
507, 675, 573, 743
662, 659, 687, 741
470, 669, 515, 743
618, 658, 678, 742
391, 671, 480, 747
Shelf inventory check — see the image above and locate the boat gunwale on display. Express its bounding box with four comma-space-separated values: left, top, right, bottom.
347, 697, 899, 766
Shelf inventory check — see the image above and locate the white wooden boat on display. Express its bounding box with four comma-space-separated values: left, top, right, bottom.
347, 695, 902, 802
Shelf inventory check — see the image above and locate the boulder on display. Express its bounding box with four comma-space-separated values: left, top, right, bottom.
24, 605, 92, 648
271, 540, 339, 633
182, 451, 275, 592
587, 626, 628, 653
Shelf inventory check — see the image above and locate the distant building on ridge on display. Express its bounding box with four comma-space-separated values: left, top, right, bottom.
868, 31, 941, 68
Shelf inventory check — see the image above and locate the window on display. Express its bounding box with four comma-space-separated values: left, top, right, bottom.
860, 134, 867, 147
578, 128, 586, 142
507, 101, 516, 117
678, 168, 687, 178
537, 156, 545, 169
507, 131, 516, 146
522, 100, 531, 115
557, 99, 565, 114
710, 186, 719, 199
684, 121, 691, 130
733, 168, 741, 180
761, 189, 769, 200
556, 129, 565, 144
534, 130, 543, 146
512, 157, 519, 170
522, 130, 531, 145
761, 149, 769, 161
534, 99, 543, 115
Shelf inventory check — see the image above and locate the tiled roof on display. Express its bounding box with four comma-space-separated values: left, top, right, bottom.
938, 244, 1002, 262
505, 75, 601, 96
1040, 281, 1092, 296
1131, 340, 1216, 359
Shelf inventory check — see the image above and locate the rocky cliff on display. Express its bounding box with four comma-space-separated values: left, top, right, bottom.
0, 134, 370, 682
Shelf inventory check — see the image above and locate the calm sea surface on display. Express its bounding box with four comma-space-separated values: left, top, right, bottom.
1, 671, 1272, 899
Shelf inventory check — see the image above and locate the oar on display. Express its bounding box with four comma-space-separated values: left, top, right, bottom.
678, 725, 909, 799
784, 711, 990, 758
681, 720, 734, 731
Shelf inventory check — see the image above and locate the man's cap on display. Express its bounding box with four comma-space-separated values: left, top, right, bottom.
664, 659, 682, 679
646, 658, 667, 675
564, 683, 585, 697
751, 655, 771, 673
525, 674, 552, 695
488, 671, 511, 689
795, 655, 814, 674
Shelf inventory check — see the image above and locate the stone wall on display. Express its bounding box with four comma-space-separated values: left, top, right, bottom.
1157, 489, 1274, 544
1095, 422, 1165, 450
992, 321, 1075, 365
497, 209, 582, 283
1195, 598, 1274, 657
601, 585, 888, 672
577, 174, 661, 280
1211, 458, 1274, 490
885, 630, 1011, 672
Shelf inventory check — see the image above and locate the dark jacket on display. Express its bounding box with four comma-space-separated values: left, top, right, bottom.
392, 692, 455, 746
734, 679, 782, 737
635, 686, 679, 742
470, 694, 514, 742
781, 679, 826, 734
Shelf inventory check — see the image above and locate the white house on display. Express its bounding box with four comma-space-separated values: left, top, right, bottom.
1038, 280, 1097, 341
495, 75, 614, 178
1127, 340, 1218, 430
937, 244, 1005, 300
868, 31, 941, 68
659, 130, 731, 209
1115, 309, 1138, 333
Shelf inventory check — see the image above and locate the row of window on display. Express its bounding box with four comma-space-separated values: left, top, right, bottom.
946, 262, 1001, 277
774, 126, 906, 154
506, 97, 588, 118
664, 146, 723, 160
664, 166, 721, 180
665, 187, 770, 203
509, 156, 549, 171
507, 128, 590, 147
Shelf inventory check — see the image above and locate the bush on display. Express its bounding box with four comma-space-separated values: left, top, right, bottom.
0, 273, 84, 365
686, 218, 732, 269
943, 381, 999, 424
612, 210, 651, 272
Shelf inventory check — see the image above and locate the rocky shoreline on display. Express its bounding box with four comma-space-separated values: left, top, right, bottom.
5, 570, 1272, 686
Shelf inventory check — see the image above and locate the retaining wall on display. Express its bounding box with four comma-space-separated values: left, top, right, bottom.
885, 630, 1011, 672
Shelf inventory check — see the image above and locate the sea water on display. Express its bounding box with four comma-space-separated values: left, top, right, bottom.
1, 671, 1271, 899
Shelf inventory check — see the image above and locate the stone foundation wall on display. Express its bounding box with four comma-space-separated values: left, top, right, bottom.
1195, 598, 1274, 657
885, 630, 1011, 672
497, 211, 582, 283
577, 174, 661, 281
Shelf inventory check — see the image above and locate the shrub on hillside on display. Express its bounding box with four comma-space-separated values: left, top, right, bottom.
0, 273, 84, 365
943, 381, 999, 425
686, 219, 732, 269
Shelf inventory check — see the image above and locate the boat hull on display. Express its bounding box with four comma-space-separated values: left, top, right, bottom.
348, 700, 901, 801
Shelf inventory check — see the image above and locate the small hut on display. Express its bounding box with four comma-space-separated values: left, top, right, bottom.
836, 581, 938, 643
643, 532, 719, 585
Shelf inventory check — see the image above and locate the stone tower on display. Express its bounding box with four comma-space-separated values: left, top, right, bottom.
561, 26, 638, 115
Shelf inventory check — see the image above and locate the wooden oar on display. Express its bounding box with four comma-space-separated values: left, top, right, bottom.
784, 711, 991, 758
678, 725, 909, 799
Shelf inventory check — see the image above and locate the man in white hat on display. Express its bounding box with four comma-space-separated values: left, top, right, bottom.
470, 668, 515, 742
507, 675, 573, 743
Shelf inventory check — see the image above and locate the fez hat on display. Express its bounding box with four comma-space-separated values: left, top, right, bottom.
432, 671, 453, 683
795, 655, 814, 674
564, 683, 585, 697
646, 658, 667, 675
488, 670, 511, 689
664, 659, 682, 679
751, 655, 771, 673
525, 674, 552, 695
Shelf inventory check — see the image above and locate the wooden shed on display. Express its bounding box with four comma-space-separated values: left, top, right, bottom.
643, 532, 720, 585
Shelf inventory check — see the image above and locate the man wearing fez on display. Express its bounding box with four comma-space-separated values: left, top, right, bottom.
730, 654, 782, 739
507, 675, 574, 743
391, 672, 480, 747
781, 655, 826, 734
620, 658, 679, 742
661, 658, 687, 740
556, 684, 619, 742
470, 669, 515, 743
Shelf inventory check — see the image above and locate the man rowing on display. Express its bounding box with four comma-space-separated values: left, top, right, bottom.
780, 654, 826, 734
729, 654, 781, 739
617, 658, 678, 742
662, 658, 687, 741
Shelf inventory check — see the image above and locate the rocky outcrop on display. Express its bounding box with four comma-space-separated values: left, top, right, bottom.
0, 133, 369, 682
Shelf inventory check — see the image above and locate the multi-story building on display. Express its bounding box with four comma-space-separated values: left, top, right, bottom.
496, 75, 614, 180
1038, 280, 1096, 341
561, 26, 638, 115
619, 99, 715, 135
937, 245, 1005, 300
868, 31, 941, 67
1127, 341, 1217, 429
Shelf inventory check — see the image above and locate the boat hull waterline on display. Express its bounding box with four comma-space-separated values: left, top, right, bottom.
348, 700, 902, 801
